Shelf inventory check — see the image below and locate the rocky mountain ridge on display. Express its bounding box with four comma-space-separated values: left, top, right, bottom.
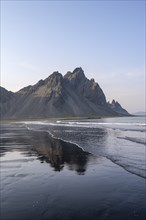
0, 67, 130, 119
107, 99, 130, 115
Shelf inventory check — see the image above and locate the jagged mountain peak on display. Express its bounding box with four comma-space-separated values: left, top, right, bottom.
111, 100, 122, 108
18, 71, 63, 96
0, 68, 130, 119
111, 99, 116, 104
46, 71, 63, 86
108, 99, 130, 115
64, 67, 85, 81
73, 67, 84, 75
49, 71, 62, 78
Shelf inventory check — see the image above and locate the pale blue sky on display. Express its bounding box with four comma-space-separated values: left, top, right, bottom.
1, 0, 145, 113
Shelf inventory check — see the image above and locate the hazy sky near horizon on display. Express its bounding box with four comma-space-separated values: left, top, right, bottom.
1, 0, 145, 113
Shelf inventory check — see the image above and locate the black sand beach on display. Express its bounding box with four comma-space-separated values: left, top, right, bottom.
0, 122, 146, 220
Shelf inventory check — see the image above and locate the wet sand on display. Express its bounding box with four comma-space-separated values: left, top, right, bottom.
0, 123, 146, 220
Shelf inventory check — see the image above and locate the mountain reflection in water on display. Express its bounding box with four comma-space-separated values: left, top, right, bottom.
29, 131, 91, 174
0, 124, 91, 175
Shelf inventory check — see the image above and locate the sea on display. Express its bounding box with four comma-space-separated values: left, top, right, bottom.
1, 116, 146, 220
24, 116, 146, 178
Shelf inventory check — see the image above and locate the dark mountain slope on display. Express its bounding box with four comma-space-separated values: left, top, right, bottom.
107, 100, 130, 115
0, 87, 16, 118
0, 68, 129, 119
64, 67, 106, 105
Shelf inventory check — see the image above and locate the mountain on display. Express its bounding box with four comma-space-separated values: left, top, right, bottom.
107, 99, 130, 115
0, 67, 129, 119
0, 87, 15, 118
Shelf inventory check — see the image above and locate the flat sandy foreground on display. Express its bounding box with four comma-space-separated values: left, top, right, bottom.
0, 122, 146, 220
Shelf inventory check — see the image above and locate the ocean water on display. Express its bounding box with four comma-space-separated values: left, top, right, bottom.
1, 116, 146, 220
24, 116, 146, 178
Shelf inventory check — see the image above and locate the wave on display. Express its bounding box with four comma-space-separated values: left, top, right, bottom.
20, 121, 146, 133
118, 136, 146, 145
107, 156, 146, 179
115, 128, 146, 132
21, 122, 146, 179
24, 124, 89, 154
56, 121, 146, 126
20, 120, 146, 126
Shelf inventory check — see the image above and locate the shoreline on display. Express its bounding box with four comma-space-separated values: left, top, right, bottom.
0, 114, 134, 123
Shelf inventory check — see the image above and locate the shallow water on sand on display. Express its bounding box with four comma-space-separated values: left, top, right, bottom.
24, 116, 146, 178
0, 120, 146, 220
